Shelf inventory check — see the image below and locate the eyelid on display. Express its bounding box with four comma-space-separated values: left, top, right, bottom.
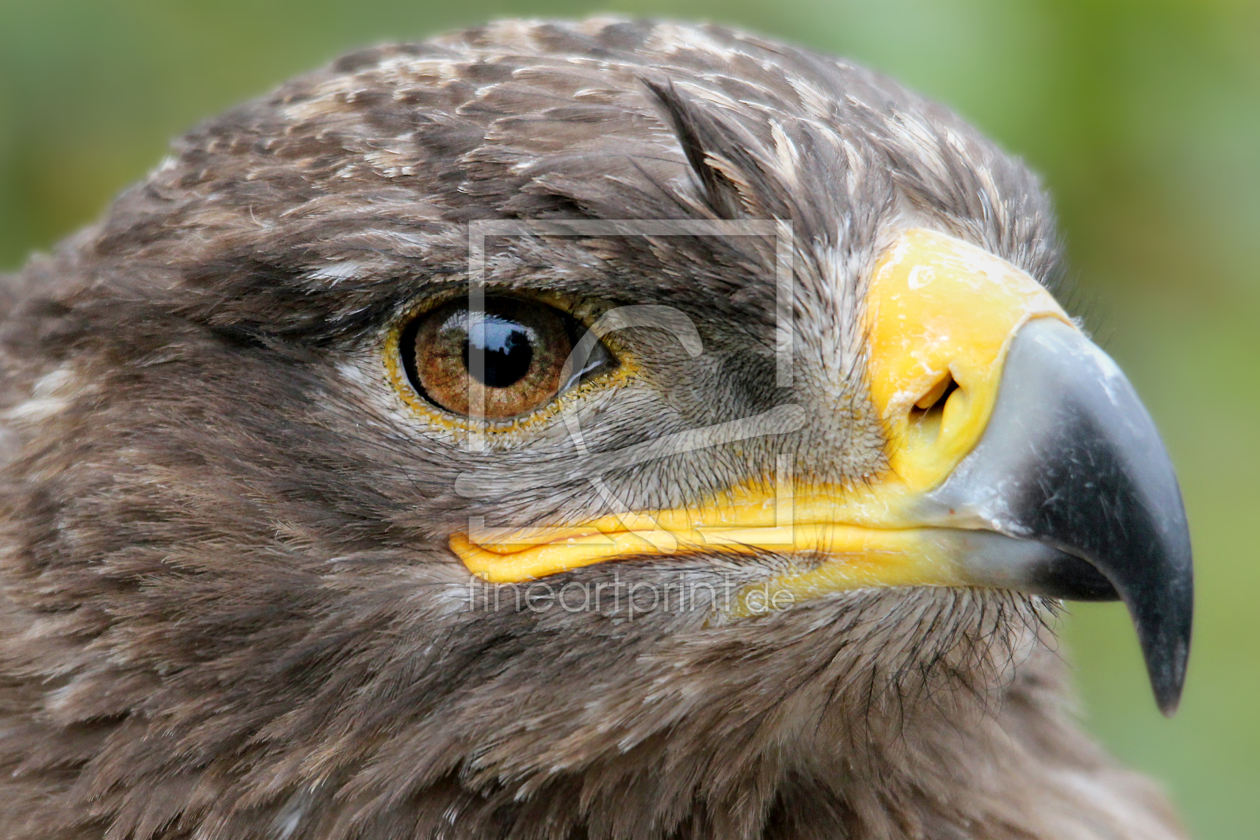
560, 325, 616, 392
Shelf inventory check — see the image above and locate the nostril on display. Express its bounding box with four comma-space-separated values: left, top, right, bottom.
909, 374, 958, 436
912, 373, 958, 414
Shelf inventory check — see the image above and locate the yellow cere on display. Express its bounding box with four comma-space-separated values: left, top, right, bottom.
866, 228, 1070, 490
450, 228, 1073, 590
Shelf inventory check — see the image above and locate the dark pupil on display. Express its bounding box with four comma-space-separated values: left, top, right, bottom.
462, 316, 534, 388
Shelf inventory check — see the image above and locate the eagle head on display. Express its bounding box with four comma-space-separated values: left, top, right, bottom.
0, 18, 1190, 840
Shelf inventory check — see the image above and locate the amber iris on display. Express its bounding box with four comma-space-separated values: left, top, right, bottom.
405, 297, 583, 419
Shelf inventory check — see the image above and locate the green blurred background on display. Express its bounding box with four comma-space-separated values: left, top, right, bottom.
1, 0, 1256, 836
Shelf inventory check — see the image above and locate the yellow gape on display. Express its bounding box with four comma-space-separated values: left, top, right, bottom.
451, 228, 1071, 591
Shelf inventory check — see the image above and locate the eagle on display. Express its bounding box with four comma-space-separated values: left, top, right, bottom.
0, 17, 1193, 840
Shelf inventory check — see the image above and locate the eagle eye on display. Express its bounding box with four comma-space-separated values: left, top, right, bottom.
400, 296, 614, 420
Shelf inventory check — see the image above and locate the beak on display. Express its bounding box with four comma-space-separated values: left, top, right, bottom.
450, 228, 1193, 714
920, 317, 1193, 713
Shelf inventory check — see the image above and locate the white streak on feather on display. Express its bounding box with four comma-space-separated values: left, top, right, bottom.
307, 261, 368, 284
5, 365, 83, 423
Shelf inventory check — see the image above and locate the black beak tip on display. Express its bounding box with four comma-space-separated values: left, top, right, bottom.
1138, 596, 1193, 717
1128, 515, 1194, 717
1150, 653, 1186, 718
1151, 649, 1189, 718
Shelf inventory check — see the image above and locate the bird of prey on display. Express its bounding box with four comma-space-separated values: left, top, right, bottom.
0, 17, 1193, 840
